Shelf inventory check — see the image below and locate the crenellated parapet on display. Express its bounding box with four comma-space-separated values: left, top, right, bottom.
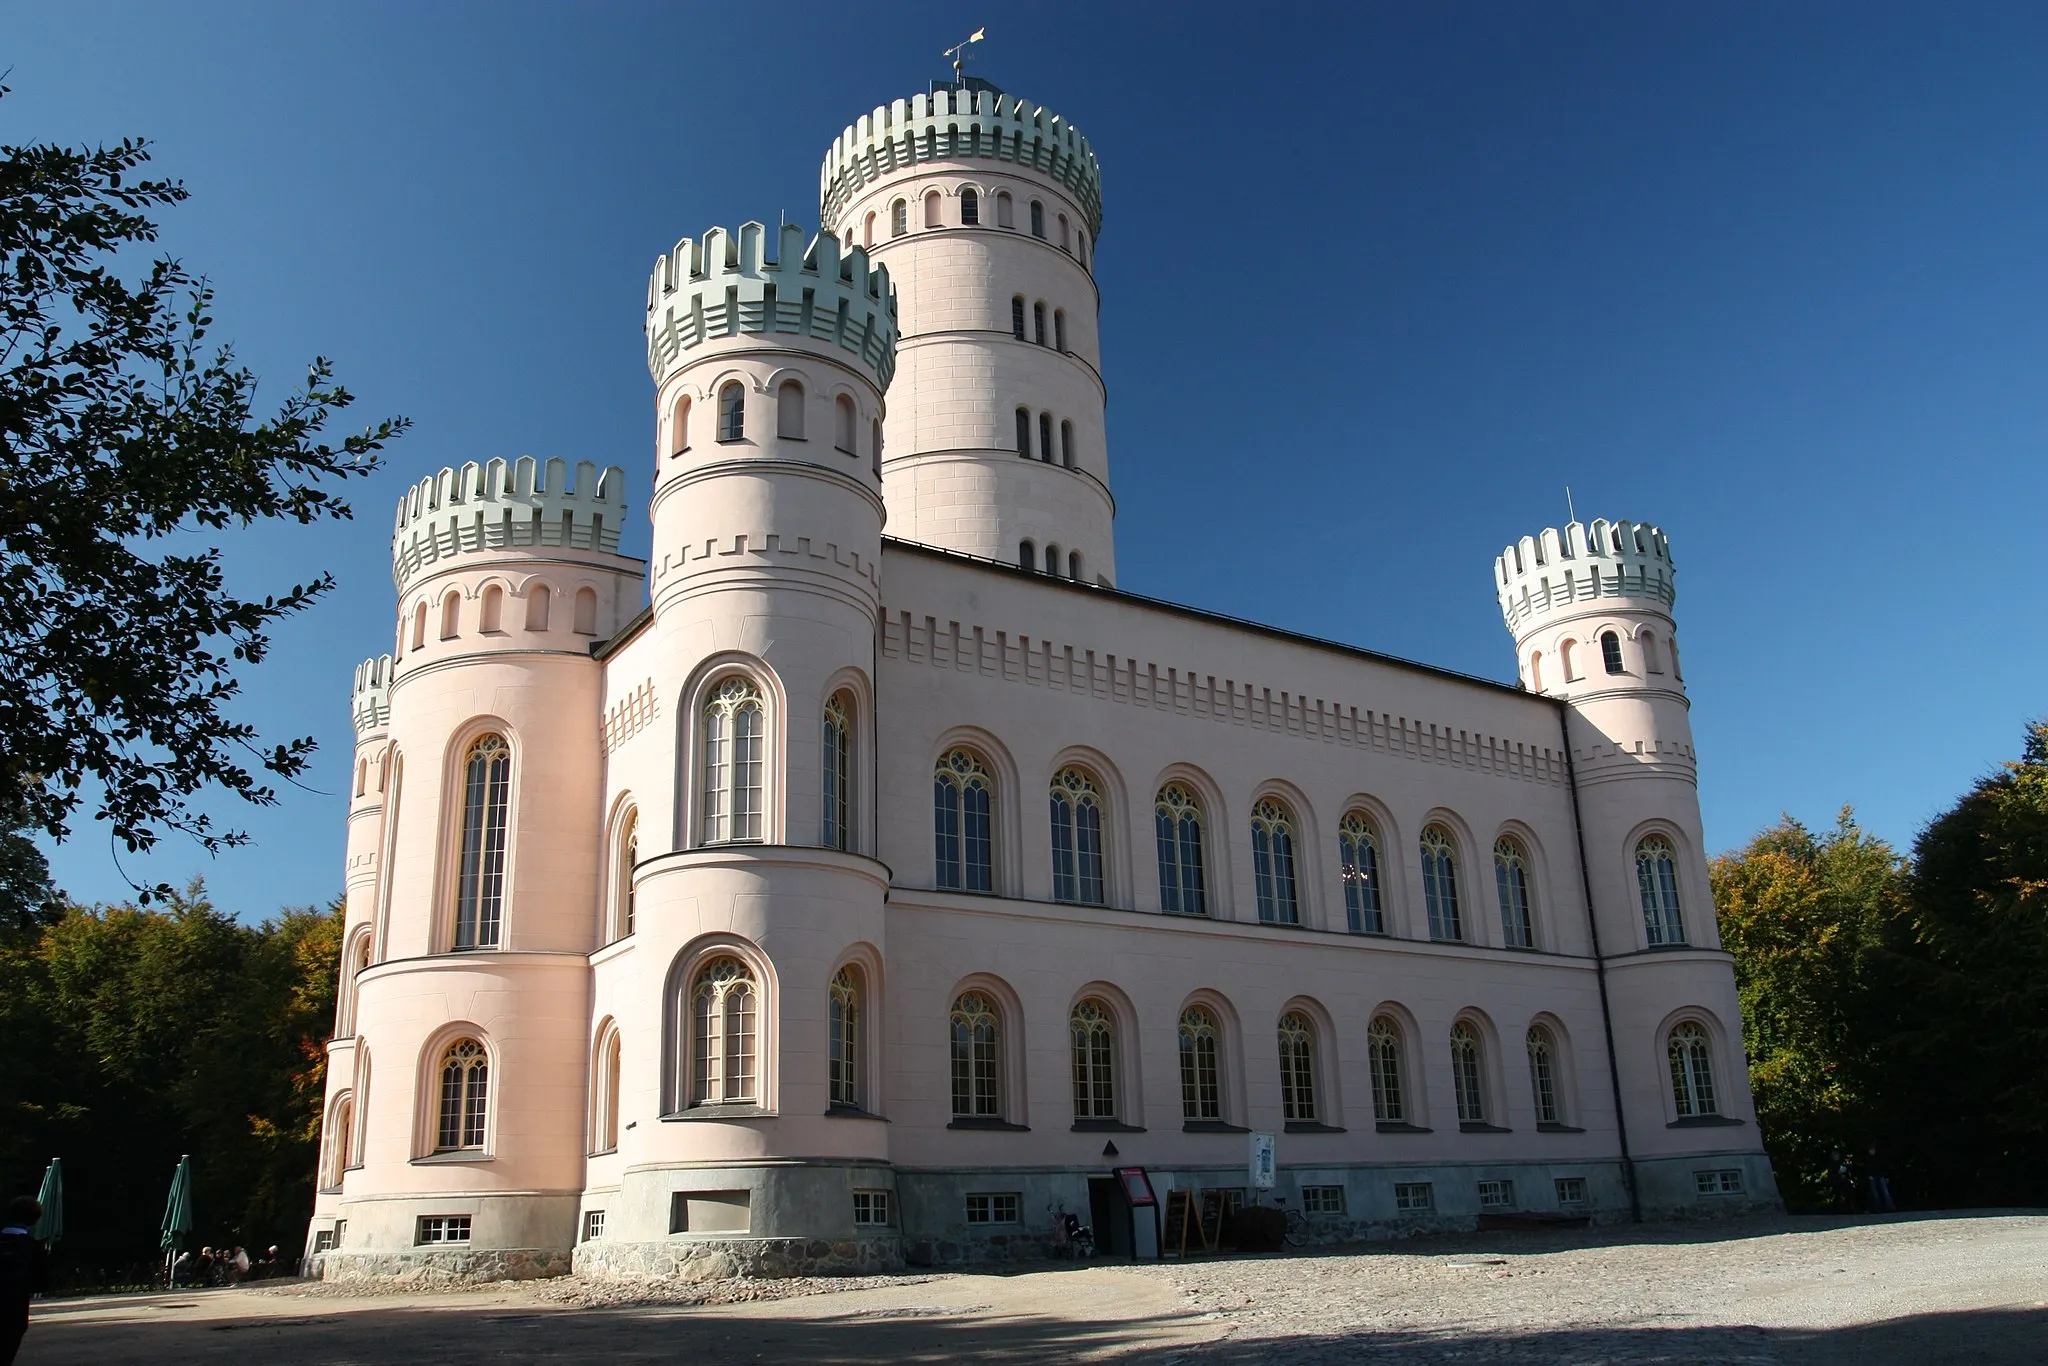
1495, 519, 1675, 636
819, 84, 1103, 236
391, 456, 628, 592
351, 654, 392, 739
645, 222, 898, 391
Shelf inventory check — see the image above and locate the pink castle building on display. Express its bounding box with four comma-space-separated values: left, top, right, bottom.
308, 76, 1774, 1281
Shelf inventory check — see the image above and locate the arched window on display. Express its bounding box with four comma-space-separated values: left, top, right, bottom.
700, 677, 765, 845
1601, 631, 1625, 675
862, 211, 875, 247
1668, 1021, 1718, 1117
1058, 212, 1070, 250
453, 734, 511, 949
1420, 825, 1462, 941
1278, 1011, 1318, 1122
411, 601, 427, 651
717, 381, 745, 442
1019, 539, 1036, 570
613, 808, 639, 940
1367, 1016, 1406, 1122
923, 189, 942, 228
592, 1027, 621, 1153
525, 583, 551, 632
822, 693, 852, 851
1010, 295, 1026, 339
828, 967, 861, 1108
933, 749, 994, 892
1033, 301, 1047, 345
776, 380, 805, 438
436, 1037, 489, 1151
1339, 812, 1385, 934
1068, 550, 1082, 580
1029, 200, 1045, 237
323, 1095, 354, 1188
1251, 799, 1301, 924
996, 190, 1014, 228
1154, 784, 1206, 916
1054, 309, 1067, 352
479, 584, 503, 633
1038, 412, 1053, 462
871, 418, 881, 476
834, 394, 857, 454
337, 929, 371, 1035
1637, 836, 1687, 945
960, 187, 979, 225
1640, 631, 1662, 673
1178, 1007, 1222, 1120
1044, 543, 1061, 574
1070, 999, 1116, 1119
1528, 650, 1544, 691
571, 586, 598, 635
1494, 837, 1534, 948
890, 198, 907, 236
669, 394, 691, 456
1049, 767, 1106, 905
690, 957, 758, 1105
1450, 1021, 1487, 1124
1078, 229, 1089, 266
949, 991, 1000, 1118
1560, 639, 1580, 681
1671, 637, 1684, 681
1527, 1025, 1561, 1125
1015, 406, 1031, 454
1060, 420, 1074, 468
439, 590, 461, 640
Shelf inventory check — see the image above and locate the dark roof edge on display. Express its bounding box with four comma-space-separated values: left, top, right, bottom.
881, 537, 1537, 702
592, 603, 654, 662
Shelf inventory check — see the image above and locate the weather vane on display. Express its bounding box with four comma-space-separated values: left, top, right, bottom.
944, 28, 986, 85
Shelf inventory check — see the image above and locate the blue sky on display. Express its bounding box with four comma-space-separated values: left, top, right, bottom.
12, 1, 2045, 915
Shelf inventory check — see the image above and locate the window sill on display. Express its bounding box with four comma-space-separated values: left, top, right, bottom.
588, 1146, 618, 1157
1181, 1120, 1250, 1134
1458, 1122, 1513, 1134
411, 1151, 492, 1165
1536, 1122, 1586, 1134
1375, 1121, 1433, 1134
1668, 1114, 1745, 1128
663, 1103, 774, 1121
947, 1117, 1029, 1132
1284, 1121, 1346, 1134
825, 1105, 889, 1122
317, 1185, 343, 1196
1071, 1120, 1146, 1133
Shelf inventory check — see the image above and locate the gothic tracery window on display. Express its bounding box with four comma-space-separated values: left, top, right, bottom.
822, 693, 852, 851
1340, 812, 1385, 934
1178, 1006, 1222, 1120
436, 1038, 489, 1151
828, 967, 860, 1109
699, 678, 764, 845
1527, 1025, 1561, 1125
690, 957, 758, 1105
1278, 1011, 1318, 1122
1251, 798, 1301, 925
1494, 836, 1535, 948
1049, 767, 1106, 905
1154, 784, 1206, 916
1367, 1016, 1406, 1123
949, 991, 1001, 1118
1421, 824, 1462, 941
1669, 1021, 1718, 1117
1450, 1021, 1487, 1124
933, 749, 994, 892
1070, 999, 1116, 1120
453, 734, 511, 949
1637, 836, 1687, 945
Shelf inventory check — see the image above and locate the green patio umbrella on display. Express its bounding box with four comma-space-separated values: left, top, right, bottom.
32, 1158, 62, 1247
160, 1154, 193, 1255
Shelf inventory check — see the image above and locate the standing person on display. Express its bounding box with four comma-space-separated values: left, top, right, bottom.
0, 1196, 52, 1366
1828, 1149, 1858, 1211
230, 1246, 249, 1283
1866, 1147, 1896, 1213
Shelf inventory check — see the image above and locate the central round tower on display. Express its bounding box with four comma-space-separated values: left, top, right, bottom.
819, 80, 1114, 584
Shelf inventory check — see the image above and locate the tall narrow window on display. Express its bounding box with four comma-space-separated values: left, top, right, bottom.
1049, 767, 1106, 905
1450, 1021, 1487, 1124
436, 1038, 489, 1151
1178, 1007, 1221, 1120
923, 190, 941, 228
822, 693, 852, 852
828, 967, 860, 1108
1527, 1025, 1560, 1125
1339, 812, 1384, 933
1079, 230, 1089, 267
834, 394, 858, 454
1011, 295, 1026, 339
614, 808, 639, 940
1154, 784, 1206, 916
1367, 1017, 1406, 1122
1528, 650, 1544, 692
1637, 836, 1687, 945
1070, 999, 1116, 1119
1251, 799, 1300, 924
525, 583, 551, 632
1033, 301, 1047, 345
1421, 825, 1462, 941
862, 211, 875, 247
1068, 551, 1082, 580
479, 584, 503, 633
1044, 544, 1061, 574
453, 734, 511, 949
1038, 413, 1053, 462
670, 394, 691, 456
700, 677, 764, 845
1058, 213, 1070, 250
933, 749, 994, 892
1054, 309, 1067, 352
690, 957, 757, 1105
1029, 200, 1045, 237
890, 199, 907, 236
717, 381, 745, 442
1560, 639, 1580, 681
1641, 631, 1662, 673
1601, 631, 1625, 674
949, 991, 1000, 1118
960, 187, 979, 224
593, 1028, 621, 1152
323, 1096, 353, 1188
996, 190, 1014, 227
411, 601, 427, 651
1060, 420, 1074, 468
440, 590, 461, 640
776, 380, 805, 438
1494, 837, 1534, 948
1019, 540, 1036, 570
1668, 1022, 1718, 1117
573, 586, 598, 635
1015, 406, 1031, 454
1278, 1012, 1318, 1122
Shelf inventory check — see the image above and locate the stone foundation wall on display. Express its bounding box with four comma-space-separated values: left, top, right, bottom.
575, 1235, 903, 1282
313, 1246, 572, 1285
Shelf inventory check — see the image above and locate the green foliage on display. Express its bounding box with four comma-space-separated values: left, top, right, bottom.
0, 886, 338, 1278
0, 85, 406, 880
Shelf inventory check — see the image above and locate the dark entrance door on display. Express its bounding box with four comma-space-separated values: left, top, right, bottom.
1087, 1176, 1131, 1257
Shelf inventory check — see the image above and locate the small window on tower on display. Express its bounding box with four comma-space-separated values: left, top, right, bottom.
923, 190, 941, 229
1019, 540, 1035, 569
1060, 420, 1074, 469
891, 199, 907, 237
1015, 407, 1032, 456
1033, 302, 1047, 346
1039, 412, 1053, 463
718, 382, 745, 442
1030, 200, 1045, 238
960, 188, 979, 225
1054, 310, 1067, 352
776, 380, 805, 439
835, 395, 858, 454
996, 191, 1014, 228
1058, 213, 1070, 250
669, 395, 691, 457
1011, 296, 1026, 340
1601, 631, 1625, 675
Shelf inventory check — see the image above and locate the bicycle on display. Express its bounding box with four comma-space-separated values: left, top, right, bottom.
1270, 1196, 1310, 1249
1048, 1201, 1095, 1259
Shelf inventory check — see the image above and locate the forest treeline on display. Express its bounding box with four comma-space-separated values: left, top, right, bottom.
0, 886, 337, 1280
1714, 722, 2048, 1211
